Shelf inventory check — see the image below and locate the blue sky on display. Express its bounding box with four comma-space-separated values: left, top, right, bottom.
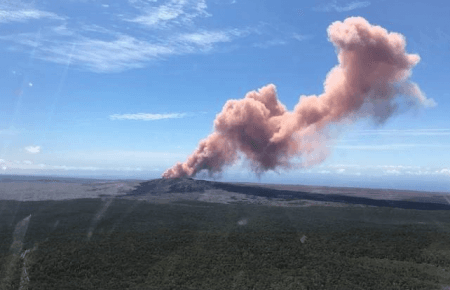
0, 0, 449, 192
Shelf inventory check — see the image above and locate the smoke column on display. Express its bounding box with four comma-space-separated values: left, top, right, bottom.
162, 16, 435, 179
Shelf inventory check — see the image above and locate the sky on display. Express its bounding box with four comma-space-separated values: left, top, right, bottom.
0, 0, 449, 192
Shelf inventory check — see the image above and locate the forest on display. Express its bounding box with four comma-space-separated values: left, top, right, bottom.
1, 198, 450, 289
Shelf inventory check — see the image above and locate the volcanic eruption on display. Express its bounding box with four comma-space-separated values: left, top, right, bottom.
162, 16, 435, 179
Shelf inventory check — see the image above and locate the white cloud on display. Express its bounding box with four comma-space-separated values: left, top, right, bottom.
326, 165, 450, 176
49, 150, 189, 169
52, 165, 143, 172
52, 165, 101, 171
210, 0, 236, 4
0, 159, 146, 172
52, 23, 75, 36
332, 143, 450, 150
177, 31, 231, 46
313, 0, 370, 12
376, 165, 421, 170
355, 129, 450, 136
405, 170, 431, 176
25, 146, 41, 154
328, 164, 360, 168
0, 159, 4, 163
127, 0, 210, 28
0, 1, 253, 73
130, 5, 184, 26
38, 34, 175, 73
318, 170, 331, 174
1, 33, 40, 47
0, 1, 265, 74
0, 9, 64, 23
78, 23, 116, 35
114, 167, 143, 171
5, 28, 246, 73
253, 39, 287, 49
384, 169, 401, 175
437, 169, 450, 176
110, 112, 187, 120
323, 164, 450, 177
292, 33, 311, 41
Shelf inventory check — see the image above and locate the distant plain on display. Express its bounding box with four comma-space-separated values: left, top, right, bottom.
1, 175, 450, 289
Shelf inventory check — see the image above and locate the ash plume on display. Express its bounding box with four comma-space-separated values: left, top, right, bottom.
162, 17, 435, 179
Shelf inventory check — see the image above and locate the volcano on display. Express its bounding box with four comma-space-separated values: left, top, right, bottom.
117, 178, 450, 211
124, 177, 216, 196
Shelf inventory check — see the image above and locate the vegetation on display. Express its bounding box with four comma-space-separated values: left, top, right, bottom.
1, 198, 450, 289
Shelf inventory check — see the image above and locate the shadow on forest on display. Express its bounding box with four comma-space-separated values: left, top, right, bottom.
211, 182, 450, 211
